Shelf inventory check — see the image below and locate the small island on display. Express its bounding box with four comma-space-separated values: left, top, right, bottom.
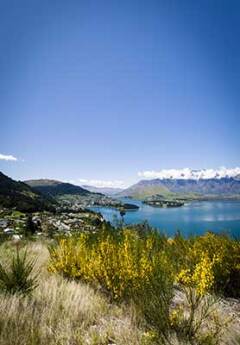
121, 203, 139, 210
143, 199, 184, 208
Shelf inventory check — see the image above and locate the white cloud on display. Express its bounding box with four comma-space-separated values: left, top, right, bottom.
78, 179, 88, 184
78, 178, 126, 188
138, 167, 240, 180
0, 153, 17, 161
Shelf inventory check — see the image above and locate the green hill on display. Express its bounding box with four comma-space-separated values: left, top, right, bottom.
25, 179, 91, 198
0, 172, 56, 212
118, 180, 170, 199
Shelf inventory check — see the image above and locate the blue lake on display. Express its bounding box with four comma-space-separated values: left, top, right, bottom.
90, 199, 240, 238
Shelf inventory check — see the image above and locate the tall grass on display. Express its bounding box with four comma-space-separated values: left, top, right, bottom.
0, 248, 38, 295
0, 242, 143, 345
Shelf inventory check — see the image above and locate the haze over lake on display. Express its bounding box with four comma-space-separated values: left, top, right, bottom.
91, 199, 240, 238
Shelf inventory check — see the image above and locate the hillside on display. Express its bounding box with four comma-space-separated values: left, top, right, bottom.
25, 179, 138, 211
119, 180, 170, 199
120, 177, 240, 200
0, 172, 56, 212
1, 236, 239, 345
25, 179, 91, 197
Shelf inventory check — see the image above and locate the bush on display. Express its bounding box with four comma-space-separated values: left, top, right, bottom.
49, 226, 175, 342
49, 226, 173, 301
170, 288, 232, 345
0, 248, 38, 295
48, 226, 240, 300
134, 265, 174, 343
168, 232, 240, 297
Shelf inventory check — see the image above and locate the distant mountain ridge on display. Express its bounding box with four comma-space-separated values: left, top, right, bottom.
120, 176, 240, 200
25, 179, 91, 197
0, 172, 56, 212
82, 185, 123, 196
119, 180, 169, 199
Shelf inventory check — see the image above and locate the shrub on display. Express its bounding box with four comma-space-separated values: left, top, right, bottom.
170, 289, 232, 345
49, 226, 175, 342
170, 232, 240, 297
49, 227, 173, 301
134, 264, 174, 343
176, 252, 215, 296
193, 233, 240, 297
0, 248, 38, 295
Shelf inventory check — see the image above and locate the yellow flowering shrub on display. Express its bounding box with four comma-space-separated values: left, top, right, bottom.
177, 253, 215, 295
48, 226, 238, 343
48, 228, 240, 301
48, 227, 173, 300
193, 254, 215, 296
171, 232, 240, 297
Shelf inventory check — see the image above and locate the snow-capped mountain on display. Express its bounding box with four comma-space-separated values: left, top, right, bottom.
120, 167, 240, 199
138, 167, 240, 180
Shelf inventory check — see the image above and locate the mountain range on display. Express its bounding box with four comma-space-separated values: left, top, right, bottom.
119, 176, 240, 200
1, 170, 240, 212
82, 185, 123, 196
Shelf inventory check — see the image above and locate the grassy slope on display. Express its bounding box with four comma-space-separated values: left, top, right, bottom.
0, 242, 142, 345
122, 185, 170, 200
0, 241, 239, 345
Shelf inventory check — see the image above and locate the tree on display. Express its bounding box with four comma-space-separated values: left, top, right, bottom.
25, 215, 37, 236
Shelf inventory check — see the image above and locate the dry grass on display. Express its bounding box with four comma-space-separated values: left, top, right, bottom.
0, 241, 142, 345
173, 289, 240, 345
0, 240, 239, 345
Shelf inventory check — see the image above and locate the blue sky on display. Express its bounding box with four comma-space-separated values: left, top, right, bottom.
0, 0, 239, 187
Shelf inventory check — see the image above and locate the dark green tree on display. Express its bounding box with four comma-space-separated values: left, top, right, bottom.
25, 215, 37, 236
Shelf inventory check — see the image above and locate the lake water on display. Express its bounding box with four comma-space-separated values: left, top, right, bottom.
90, 199, 240, 238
